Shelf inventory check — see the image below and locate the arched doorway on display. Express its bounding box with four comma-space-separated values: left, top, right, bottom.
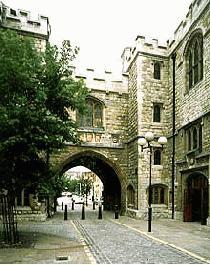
61, 151, 122, 211
184, 173, 208, 224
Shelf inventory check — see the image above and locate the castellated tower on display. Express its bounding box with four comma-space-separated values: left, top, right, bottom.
122, 0, 210, 223
121, 36, 169, 218
0, 1, 50, 50
1, 0, 210, 223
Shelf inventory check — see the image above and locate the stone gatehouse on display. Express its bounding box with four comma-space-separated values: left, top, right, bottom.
1, 0, 210, 224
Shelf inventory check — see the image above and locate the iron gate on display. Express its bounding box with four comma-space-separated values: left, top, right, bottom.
0, 195, 19, 244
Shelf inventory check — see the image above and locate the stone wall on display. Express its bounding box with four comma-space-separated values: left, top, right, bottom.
122, 36, 171, 215
0, 1, 49, 54
2, 0, 210, 222
166, 0, 210, 220
0, 1, 50, 40
15, 207, 47, 222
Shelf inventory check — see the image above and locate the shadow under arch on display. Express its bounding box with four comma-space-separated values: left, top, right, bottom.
184, 171, 208, 224
60, 150, 122, 211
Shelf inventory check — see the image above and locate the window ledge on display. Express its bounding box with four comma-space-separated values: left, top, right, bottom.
78, 127, 105, 133
196, 152, 210, 159
186, 149, 197, 155
186, 148, 201, 156
152, 165, 163, 170
184, 79, 203, 95
151, 123, 165, 129
127, 204, 135, 208
151, 122, 164, 125
151, 204, 167, 208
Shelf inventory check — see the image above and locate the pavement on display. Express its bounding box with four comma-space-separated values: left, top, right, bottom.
115, 216, 210, 263
0, 201, 210, 264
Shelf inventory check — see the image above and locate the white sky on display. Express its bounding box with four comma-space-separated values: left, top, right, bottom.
4, 0, 192, 75
67, 166, 91, 173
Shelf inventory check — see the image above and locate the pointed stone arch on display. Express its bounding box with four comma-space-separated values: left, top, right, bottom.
58, 149, 125, 211
184, 172, 208, 224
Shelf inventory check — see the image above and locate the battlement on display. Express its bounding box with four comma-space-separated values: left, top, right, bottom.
122, 0, 209, 72
71, 66, 128, 94
121, 35, 168, 73
168, 0, 209, 51
135, 35, 167, 54
0, 1, 50, 39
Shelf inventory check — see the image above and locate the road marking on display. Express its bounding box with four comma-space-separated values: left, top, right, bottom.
71, 220, 97, 264
111, 220, 210, 264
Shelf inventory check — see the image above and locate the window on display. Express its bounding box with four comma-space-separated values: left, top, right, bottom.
186, 31, 203, 89
188, 130, 191, 151
95, 103, 103, 127
150, 185, 167, 204
186, 122, 203, 153
193, 127, 197, 149
154, 62, 161, 80
153, 104, 161, 122
127, 185, 135, 207
154, 150, 161, 165
77, 98, 103, 128
199, 125, 202, 152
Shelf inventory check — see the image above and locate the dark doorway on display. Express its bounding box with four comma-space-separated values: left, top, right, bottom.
184, 173, 208, 224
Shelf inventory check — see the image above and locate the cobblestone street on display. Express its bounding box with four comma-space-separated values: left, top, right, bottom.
1, 201, 210, 264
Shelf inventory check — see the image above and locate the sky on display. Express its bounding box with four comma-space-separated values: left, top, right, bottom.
4, 0, 192, 75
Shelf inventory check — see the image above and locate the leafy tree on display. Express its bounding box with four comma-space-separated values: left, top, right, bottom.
64, 178, 80, 194
0, 29, 88, 243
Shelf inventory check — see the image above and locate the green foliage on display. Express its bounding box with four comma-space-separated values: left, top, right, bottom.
38, 173, 71, 197
64, 178, 80, 194
79, 177, 92, 196
0, 30, 89, 194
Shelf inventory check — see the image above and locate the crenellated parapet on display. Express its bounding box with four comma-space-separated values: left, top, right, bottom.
167, 0, 209, 52
0, 1, 50, 39
71, 66, 128, 95
121, 35, 168, 73
122, 0, 210, 73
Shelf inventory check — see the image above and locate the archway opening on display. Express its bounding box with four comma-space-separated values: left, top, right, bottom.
64, 166, 104, 206
61, 152, 122, 211
184, 173, 208, 224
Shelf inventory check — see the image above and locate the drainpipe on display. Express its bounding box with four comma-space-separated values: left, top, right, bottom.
171, 53, 176, 219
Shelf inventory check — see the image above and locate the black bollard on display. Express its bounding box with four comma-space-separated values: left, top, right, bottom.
64, 205, 67, 220
82, 203, 85, 220
114, 205, 119, 219
72, 200, 74, 210
62, 201, 63, 210
98, 203, 102, 219
93, 201, 95, 210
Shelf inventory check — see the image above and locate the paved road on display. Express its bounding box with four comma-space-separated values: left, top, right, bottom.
0, 201, 207, 264
64, 203, 204, 264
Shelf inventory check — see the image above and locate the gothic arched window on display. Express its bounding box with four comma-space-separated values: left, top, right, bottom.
188, 130, 192, 151
186, 32, 203, 89
185, 122, 202, 153
150, 184, 167, 204
198, 125, 202, 153
77, 98, 103, 128
193, 127, 198, 149
127, 185, 135, 207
